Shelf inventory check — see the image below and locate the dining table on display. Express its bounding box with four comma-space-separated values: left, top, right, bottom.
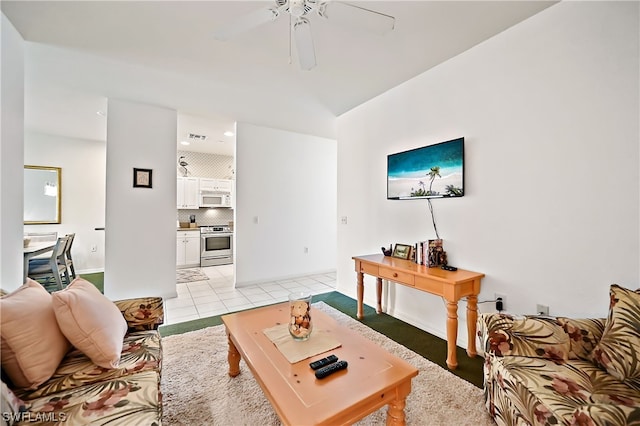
23, 240, 56, 283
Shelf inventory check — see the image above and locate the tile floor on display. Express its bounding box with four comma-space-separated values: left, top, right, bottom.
164, 264, 337, 325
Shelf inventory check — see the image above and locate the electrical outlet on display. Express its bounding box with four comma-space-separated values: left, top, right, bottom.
495, 293, 506, 311
340, 216, 348, 225
90, 245, 97, 253
536, 304, 549, 316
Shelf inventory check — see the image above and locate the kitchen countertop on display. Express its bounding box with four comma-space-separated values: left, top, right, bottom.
177, 228, 200, 231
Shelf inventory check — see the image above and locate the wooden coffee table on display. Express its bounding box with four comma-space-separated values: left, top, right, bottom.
222, 303, 419, 426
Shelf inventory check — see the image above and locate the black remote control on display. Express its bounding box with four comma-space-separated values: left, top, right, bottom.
315, 360, 348, 379
309, 354, 338, 370
441, 265, 458, 271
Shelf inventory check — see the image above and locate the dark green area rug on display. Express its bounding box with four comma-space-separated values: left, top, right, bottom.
159, 291, 485, 388
79, 272, 104, 293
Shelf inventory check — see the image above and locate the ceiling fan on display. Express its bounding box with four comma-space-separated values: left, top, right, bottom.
213, 0, 395, 71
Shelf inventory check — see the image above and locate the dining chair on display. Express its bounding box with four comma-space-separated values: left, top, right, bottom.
28, 236, 70, 291
63, 233, 76, 280
29, 234, 76, 281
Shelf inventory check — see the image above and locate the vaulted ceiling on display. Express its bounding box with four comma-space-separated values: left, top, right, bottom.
2, 1, 556, 155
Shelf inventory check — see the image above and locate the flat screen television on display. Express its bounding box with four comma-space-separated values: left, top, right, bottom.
387, 137, 464, 200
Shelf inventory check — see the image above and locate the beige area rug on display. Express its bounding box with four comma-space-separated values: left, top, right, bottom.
176, 268, 209, 284
161, 302, 494, 425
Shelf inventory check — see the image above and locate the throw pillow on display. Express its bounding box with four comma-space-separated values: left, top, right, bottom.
52, 278, 127, 369
556, 317, 606, 360
0, 279, 71, 389
591, 284, 640, 383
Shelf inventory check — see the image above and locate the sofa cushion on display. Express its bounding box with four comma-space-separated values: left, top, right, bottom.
480, 313, 570, 362
52, 278, 127, 369
591, 284, 640, 385
15, 330, 161, 401
484, 354, 640, 426
23, 370, 161, 425
0, 279, 71, 389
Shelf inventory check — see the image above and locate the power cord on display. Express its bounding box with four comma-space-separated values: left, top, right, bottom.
427, 198, 440, 239
476, 298, 504, 312
443, 297, 504, 311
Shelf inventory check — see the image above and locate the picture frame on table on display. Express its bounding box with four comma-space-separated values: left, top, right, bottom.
392, 243, 412, 260
133, 168, 153, 188
427, 239, 444, 267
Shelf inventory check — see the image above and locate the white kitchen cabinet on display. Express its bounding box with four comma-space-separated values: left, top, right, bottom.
216, 179, 233, 192
177, 230, 201, 268
177, 177, 199, 209
199, 178, 232, 193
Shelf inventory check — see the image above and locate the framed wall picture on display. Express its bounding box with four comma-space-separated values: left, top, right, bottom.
392, 243, 412, 260
133, 168, 153, 188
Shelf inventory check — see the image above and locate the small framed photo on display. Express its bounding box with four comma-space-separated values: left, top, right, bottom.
392, 243, 412, 260
427, 239, 444, 267
133, 168, 153, 188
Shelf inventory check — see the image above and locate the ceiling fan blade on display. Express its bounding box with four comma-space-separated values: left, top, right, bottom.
319, 1, 395, 35
293, 18, 316, 71
213, 6, 282, 41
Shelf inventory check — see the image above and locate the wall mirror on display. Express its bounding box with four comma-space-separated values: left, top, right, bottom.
24, 165, 61, 224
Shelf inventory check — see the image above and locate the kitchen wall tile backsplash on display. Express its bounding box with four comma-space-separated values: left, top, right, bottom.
177, 208, 233, 226
177, 150, 235, 226
177, 150, 234, 179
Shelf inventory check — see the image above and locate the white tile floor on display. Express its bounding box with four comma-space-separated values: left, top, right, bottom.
164, 264, 337, 325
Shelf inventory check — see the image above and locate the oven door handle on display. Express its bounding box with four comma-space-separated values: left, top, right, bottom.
202, 232, 233, 237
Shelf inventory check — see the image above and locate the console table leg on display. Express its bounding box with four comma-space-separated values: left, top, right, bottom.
376, 277, 383, 314
227, 332, 241, 377
357, 272, 364, 319
446, 301, 458, 369
466, 295, 478, 357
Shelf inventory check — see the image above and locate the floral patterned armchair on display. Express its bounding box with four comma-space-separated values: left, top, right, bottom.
478, 284, 640, 426
1, 295, 164, 426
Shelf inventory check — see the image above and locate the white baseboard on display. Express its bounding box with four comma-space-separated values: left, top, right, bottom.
77, 268, 104, 275
235, 269, 336, 288
364, 296, 472, 351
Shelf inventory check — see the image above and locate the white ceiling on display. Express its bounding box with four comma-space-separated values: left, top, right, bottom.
2, 1, 556, 156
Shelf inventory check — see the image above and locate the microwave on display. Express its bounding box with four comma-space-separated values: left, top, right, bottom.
200, 191, 231, 208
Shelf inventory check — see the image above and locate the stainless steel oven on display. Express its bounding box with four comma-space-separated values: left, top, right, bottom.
200, 226, 233, 266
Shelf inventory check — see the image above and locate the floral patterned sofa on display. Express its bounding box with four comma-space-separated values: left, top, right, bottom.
478, 284, 640, 426
1, 279, 164, 425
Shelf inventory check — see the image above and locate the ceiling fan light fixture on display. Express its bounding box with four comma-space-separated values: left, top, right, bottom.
216, 0, 394, 70
289, 0, 306, 18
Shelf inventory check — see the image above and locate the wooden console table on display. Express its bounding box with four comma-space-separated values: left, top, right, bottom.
352, 254, 484, 370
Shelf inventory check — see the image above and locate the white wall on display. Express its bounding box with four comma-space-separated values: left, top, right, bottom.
336, 2, 639, 349
105, 99, 177, 300
0, 14, 25, 291
235, 122, 337, 285
23, 131, 106, 273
